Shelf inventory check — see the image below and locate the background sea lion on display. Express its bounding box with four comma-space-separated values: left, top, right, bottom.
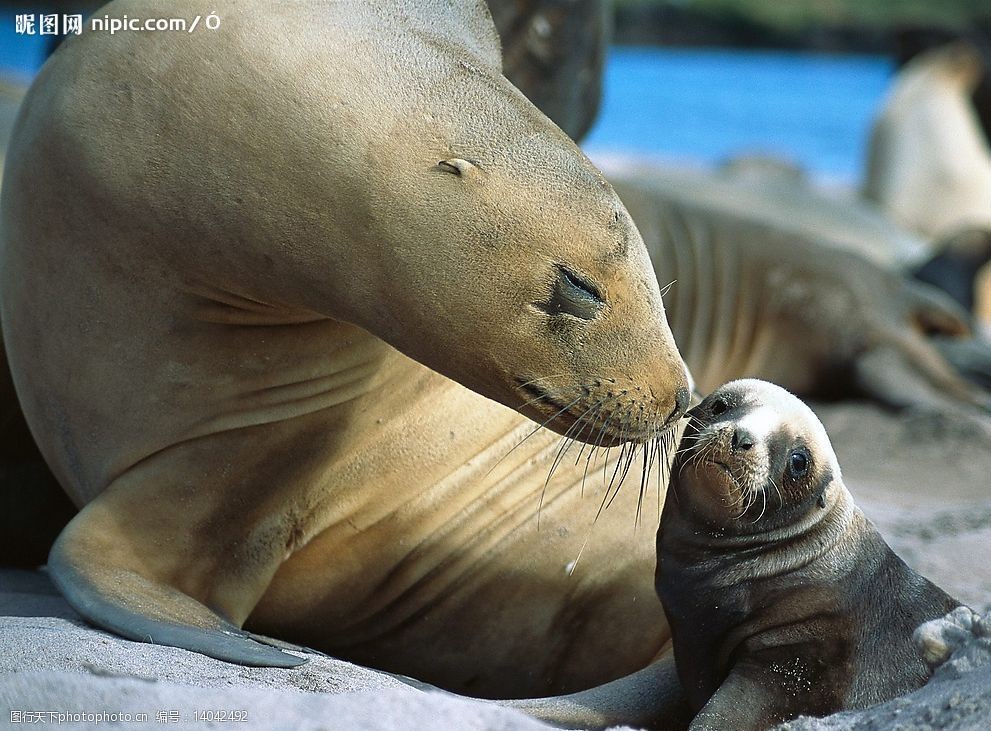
658, 379, 962, 731
596, 155, 930, 269
590, 157, 991, 400
864, 42, 991, 241
488, 0, 609, 143
867, 31, 991, 335
893, 24, 991, 156
1, 0, 691, 698
600, 162, 991, 418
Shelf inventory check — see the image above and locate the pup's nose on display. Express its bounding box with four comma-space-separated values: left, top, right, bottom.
732, 427, 755, 452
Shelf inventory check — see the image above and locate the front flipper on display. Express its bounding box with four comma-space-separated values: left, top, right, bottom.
853, 341, 991, 416
502, 653, 692, 730
852, 279, 991, 422
48, 503, 306, 668
688, 659, 827, 731
929, 335, 991, 392
915, 605, 989, 670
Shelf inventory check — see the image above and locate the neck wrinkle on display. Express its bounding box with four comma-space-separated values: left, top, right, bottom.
664, 489, 862, 586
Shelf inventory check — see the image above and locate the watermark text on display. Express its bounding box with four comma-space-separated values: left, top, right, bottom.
14, 12, 221, 37
9, 709, 249, 724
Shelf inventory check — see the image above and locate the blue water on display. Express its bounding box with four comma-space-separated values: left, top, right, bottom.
0, 7, 49, 83
583, 47, 895, 183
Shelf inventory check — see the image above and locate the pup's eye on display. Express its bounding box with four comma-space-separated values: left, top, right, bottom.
788, 451, 809, 478
710, 397, 728, 416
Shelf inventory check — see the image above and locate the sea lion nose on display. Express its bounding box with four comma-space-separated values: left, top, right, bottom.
732, 427, 756, 452
672, 387, 691, 418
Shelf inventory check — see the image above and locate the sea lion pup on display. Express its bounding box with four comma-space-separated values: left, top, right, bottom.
1, 0, 690, 696
657, 379, 962, 731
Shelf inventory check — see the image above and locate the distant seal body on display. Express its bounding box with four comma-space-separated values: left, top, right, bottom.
1, 0, 690, 697
598, 156, 930, 270
657, 380, 961, 731
602, 164, 988, 415
864, 42, 991, 241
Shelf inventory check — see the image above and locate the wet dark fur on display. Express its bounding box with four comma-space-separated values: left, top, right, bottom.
0, 342, 75, 567
656, 397, 960, 731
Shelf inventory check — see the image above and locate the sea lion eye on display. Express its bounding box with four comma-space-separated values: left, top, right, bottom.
560, 267, 602, 302
535, 266, 604, 320
436, 158, 475, 176
788, 451, 809, 478
710, 397, 728, 416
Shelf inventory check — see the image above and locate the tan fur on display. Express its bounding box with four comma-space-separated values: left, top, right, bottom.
1, 0, 690, 699
864, 43, 991, 240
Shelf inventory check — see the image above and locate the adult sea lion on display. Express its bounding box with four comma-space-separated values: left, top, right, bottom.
865, 37, 991, 334
864, 42, 991, 241
0, 79, 75, 568
893, 25, 991, 159
657, 379, 962, 731
1, 0, 691, 699
597, 155, 930, 269
596, 159, 991, 401
488, 0, 608, 143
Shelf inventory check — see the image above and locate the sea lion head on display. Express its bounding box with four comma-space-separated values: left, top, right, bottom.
355, 43, 692, 446
670, 379, 841, 533
51, 3, 691, 449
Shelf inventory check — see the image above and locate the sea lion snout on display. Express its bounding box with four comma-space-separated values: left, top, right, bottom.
361, 85, 691, 447
730, 426, 756, 451
682, 408, 773, 509
491, 205, 690, 445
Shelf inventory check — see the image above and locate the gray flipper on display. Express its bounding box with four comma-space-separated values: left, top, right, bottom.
48, 516, 306, 668
930, 335, 991, 392
687, 665, 783, 731
500, 653, 692, 730
854, 341, 991, 424
246, 631, 329, 658
852, 279, 991, 418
